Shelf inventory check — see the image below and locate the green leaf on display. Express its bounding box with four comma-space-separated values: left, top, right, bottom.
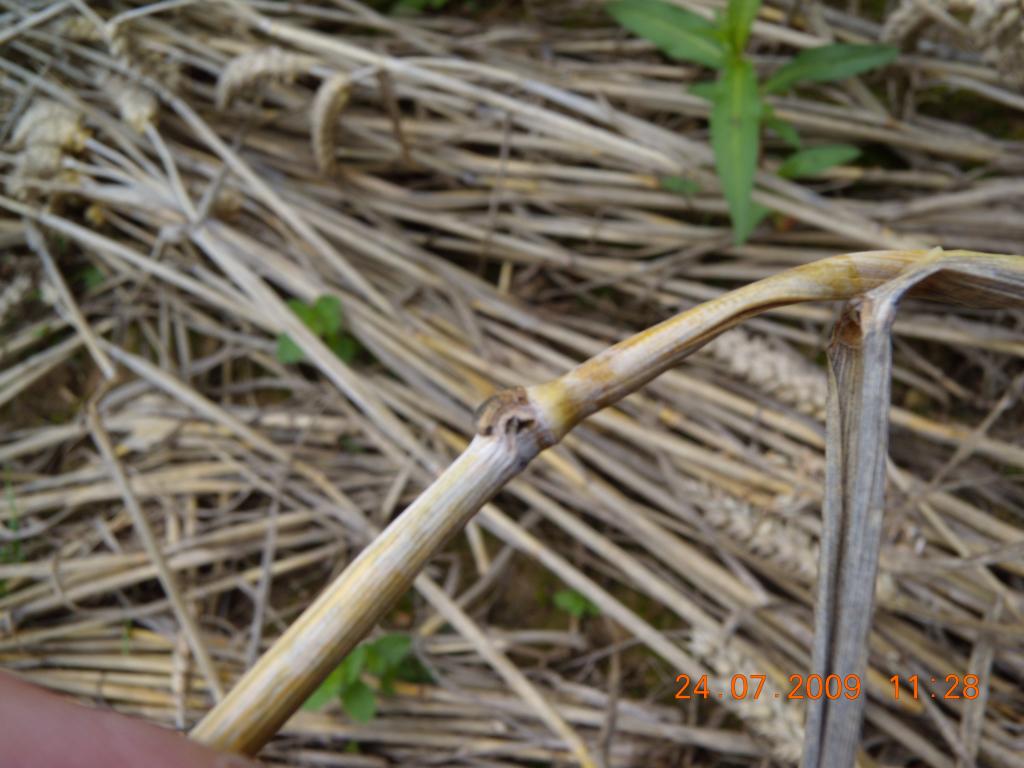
341, 681, 377, 723
778, 144, 860, 178
378, 670, 397, 697
364, 647, 386, 677
763, 43, 899, 94
275, 334, 305, 364
554, 589, 601, 618
340, 644, 369, 687
689, 80, 720, 100
751, 203, 773, 228
763, 108, 801, 148
767, 118, 801, 149
372, 634, 412, 668
78, 266, 105, 290
313, 295, 344, 335
328, 333, 359, 363
608, 0, 726, 69
394, 655, 433, 684
709, 57, 763, 244
286, 298, 321, 334
723, 0, 762, 52
303, 665, 346, 711
660, 176, 701, 197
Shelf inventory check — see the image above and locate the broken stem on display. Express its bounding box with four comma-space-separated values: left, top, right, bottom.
191, 249, 1024, 756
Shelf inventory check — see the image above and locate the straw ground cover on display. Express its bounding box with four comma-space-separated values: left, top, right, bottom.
2, 1, 1024, 766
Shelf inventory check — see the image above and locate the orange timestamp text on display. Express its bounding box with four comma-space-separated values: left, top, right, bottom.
889, 674, 980, 700
674, 673, 980, 701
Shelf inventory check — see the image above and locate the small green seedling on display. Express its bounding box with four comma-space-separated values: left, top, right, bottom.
303, 633, 427, 722
554, 588, 601, 619
276, 294, 359, 365
777, 144, 862, 179
608, 0, 897, 242
77, 265, 105, 290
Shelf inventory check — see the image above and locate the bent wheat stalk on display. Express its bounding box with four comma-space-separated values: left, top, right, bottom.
805, 256, 1024, 768
191, 249, 1024, 756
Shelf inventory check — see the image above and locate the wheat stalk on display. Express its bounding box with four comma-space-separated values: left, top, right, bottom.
7, 9, 1024, 764
310, 72, 352, 175
11, 99, 87, 152
98, 72, 158, 133
50, 15, 105, 42
971, 0, 1024, 87
801, 254, 1024, 768
696, 482, 820, 584
215, 46, 319, 110
703, 328, 828, 417
881, 0, 932, 43
5, 98, 87, 200
189, 249, 1024, 755
689, 628, 804, 762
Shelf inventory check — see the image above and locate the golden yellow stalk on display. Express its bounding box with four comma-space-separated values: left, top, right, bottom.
191, 249, 1024, 756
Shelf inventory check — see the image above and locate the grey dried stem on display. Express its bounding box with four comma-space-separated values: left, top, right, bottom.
803, 258, 1024, 768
